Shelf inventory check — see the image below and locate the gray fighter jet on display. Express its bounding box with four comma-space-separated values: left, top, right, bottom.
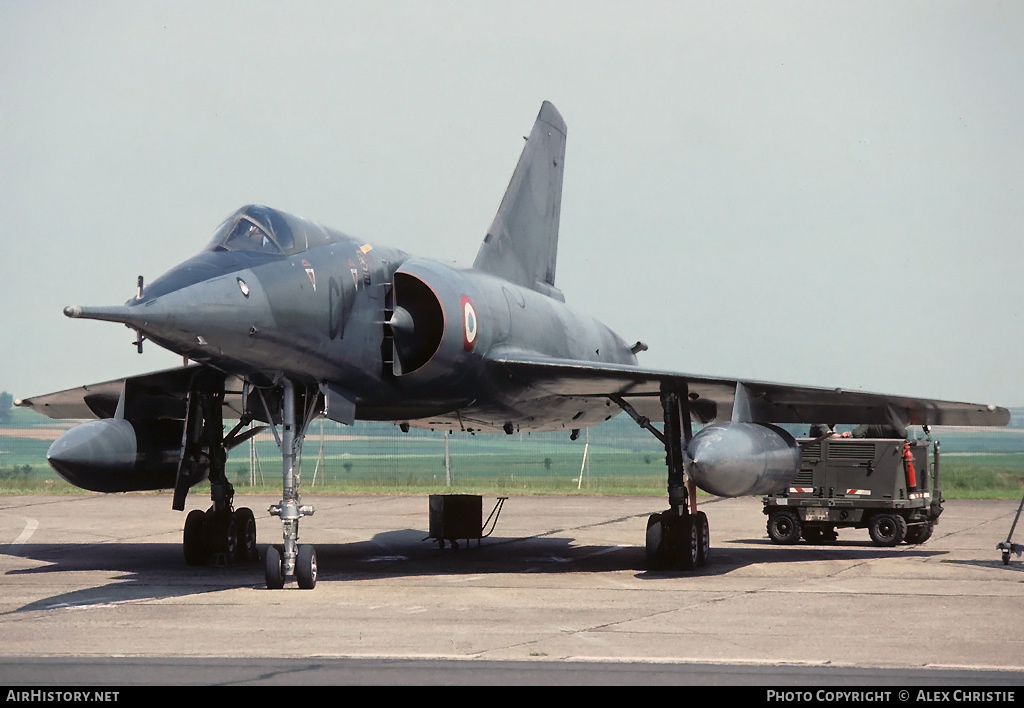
17, 102, 1009, 589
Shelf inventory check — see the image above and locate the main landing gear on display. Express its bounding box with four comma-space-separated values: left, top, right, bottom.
176, 379, 260, 568
183, 505, 259, 566
174, 374, 317, 587
614, 383, 710, 572
646, 509, 709, 570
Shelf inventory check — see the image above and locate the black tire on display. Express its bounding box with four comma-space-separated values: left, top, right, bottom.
868, 513, 908, 547
183, 509, 208, 566
296, 544, 318, 590
265, 544, 285, 589
645, 514, 666, 570
220, 515, 238, 561
676, 515, 699, 571
234, 508, 258, 562
802, 526, 837, 543
801, 526, 824, 544
767, 511, 801, 544
904, 522, 933, 545
1004, 550, 1011, 566
696, 511, 710, 567
207, 512, 237, 564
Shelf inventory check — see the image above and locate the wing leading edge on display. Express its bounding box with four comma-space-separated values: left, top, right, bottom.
20, 356, 1009, 429
15, 366, 246, 421
485, 352, 1010, 428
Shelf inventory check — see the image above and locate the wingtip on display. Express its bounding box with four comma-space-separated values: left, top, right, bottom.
538, 101, 566, 135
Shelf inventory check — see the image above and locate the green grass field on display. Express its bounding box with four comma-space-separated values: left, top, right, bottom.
3, 407, 1023, 498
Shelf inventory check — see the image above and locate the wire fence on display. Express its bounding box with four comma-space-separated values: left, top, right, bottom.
3, 406, 1024, 495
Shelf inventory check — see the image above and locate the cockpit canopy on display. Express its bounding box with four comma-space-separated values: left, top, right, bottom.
207, 205, 343, 256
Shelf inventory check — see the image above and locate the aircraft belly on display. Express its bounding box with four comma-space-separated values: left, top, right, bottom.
401, 393, 619, 433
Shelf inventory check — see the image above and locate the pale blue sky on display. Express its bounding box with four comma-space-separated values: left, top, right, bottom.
3, 1, 1022, 407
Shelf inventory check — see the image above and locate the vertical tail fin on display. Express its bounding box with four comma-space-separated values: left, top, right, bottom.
473, 101, 566, 300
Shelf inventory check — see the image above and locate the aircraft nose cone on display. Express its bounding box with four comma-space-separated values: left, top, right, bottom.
65, 269, 271, 360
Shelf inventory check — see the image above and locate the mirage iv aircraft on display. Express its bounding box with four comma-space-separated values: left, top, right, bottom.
18, 102, 1009, 589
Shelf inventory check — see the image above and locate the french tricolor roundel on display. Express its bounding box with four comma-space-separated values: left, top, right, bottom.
461, 295, 477, 351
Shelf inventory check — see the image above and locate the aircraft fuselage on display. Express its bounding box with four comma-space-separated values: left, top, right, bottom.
87, 209, 637, 433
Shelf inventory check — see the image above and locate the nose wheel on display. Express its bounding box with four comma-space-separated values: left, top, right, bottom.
264, 543, 317, 589
260, 378, 318, 589
296, 544, 317, 589
265, 545, 284, 589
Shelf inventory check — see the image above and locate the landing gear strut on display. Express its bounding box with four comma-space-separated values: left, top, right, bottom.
261, 378, 318, 589
176, 378, 259, 566
615, 383, 709, 571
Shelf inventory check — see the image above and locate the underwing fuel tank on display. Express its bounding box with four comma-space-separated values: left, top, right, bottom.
46, 418, 184, 493
686, 422, 800, 497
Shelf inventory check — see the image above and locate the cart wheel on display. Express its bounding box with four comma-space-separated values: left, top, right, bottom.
1003, 550, 1011, 566
767, 511, 801, 544
904, 522, 933, 545
868, 513, 907, 547
801, 526, 824, 544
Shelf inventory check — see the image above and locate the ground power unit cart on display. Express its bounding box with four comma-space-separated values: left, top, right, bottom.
763, 436, 940, 546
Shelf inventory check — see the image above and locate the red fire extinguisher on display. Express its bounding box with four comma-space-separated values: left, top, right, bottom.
903, 442, 918, 492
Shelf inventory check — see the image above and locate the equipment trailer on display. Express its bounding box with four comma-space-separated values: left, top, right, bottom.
763, 435, 941, 546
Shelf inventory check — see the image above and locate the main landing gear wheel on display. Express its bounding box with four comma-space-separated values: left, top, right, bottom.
234, 507, 258, 562
183, 509, 207, 566
645, 514, 667, 570
645, 512, 705, 571
696, 511, 710, 566
182, 508, 240, 566
624, 384, 709, 574
210, 513, 237, 563
678, 514, 699, 570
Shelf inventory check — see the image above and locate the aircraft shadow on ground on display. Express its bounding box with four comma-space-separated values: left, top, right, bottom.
942, 557, 1024, 573
3, 542, 248, 613
3, 530, 947, 611
314, 529, 946, 581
